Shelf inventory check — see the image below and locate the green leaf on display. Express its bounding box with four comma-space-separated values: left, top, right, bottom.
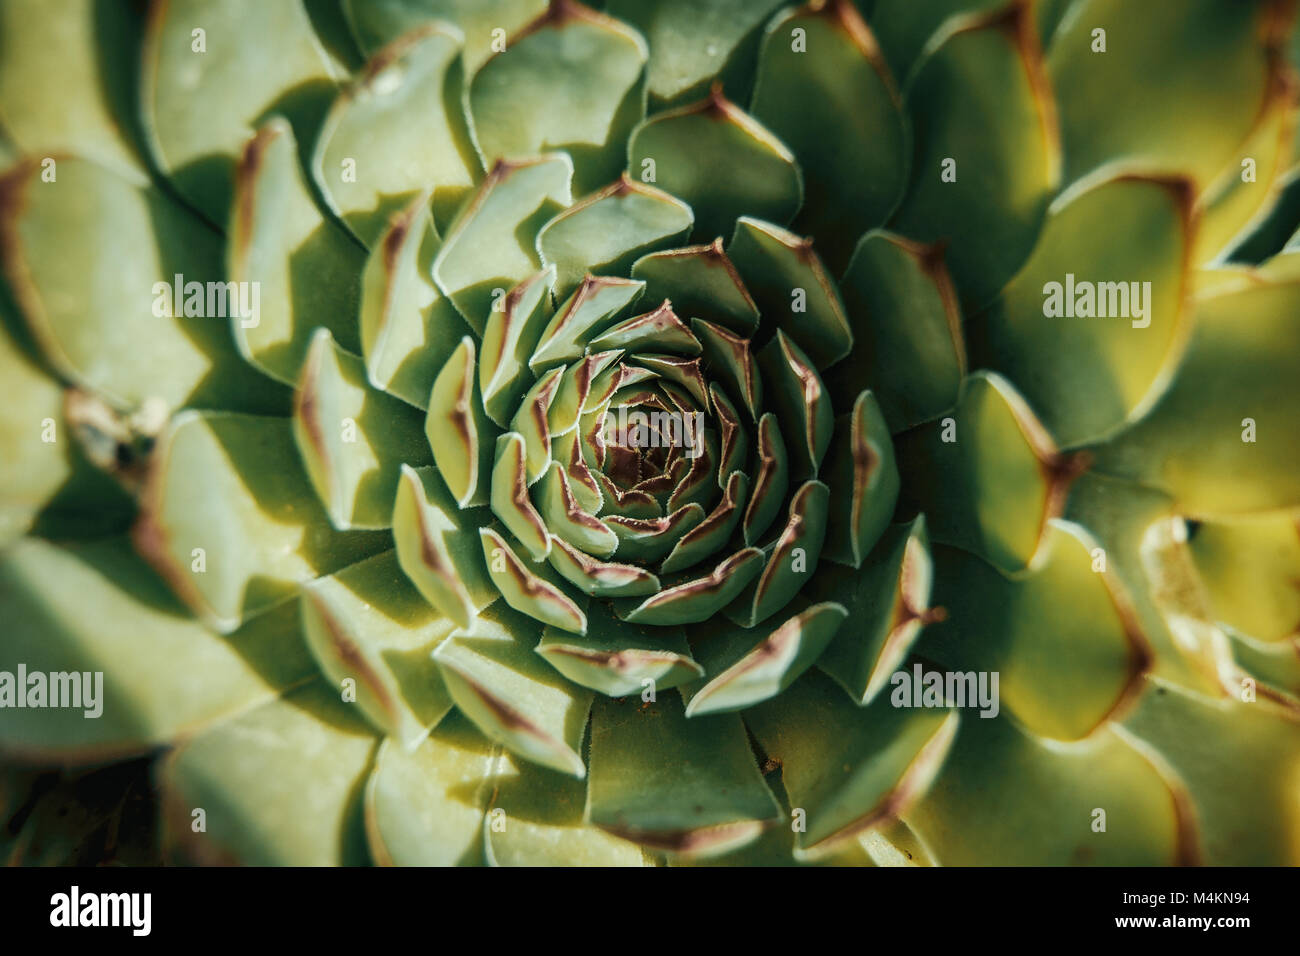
432, 154, 572, 331
228, 119, 366, 384
616, 547, 765, 625
468, 0, 648, 194
683, 602, 847, 716
728, 217, 852, 370
0, 537, 315, 760
811, 517, 935, 706
662, 472, 750, 574
590, 301, 701, 356
358, 193, 472, 409
535, 461, 619, 557
606, 0, 788, 107
0, 0, 150, 180
0, 157, 287, 413
344, 0, 546, 74
141, 0, 339, 222
750, 1, 907, 272
433, 603, 593, 777
586, 692, 781, 857
895, 372, 1079, 573
904, 708, 1190, 865
746, 670, 959, 860
490, 432, 553, 560
757, 331, 834, 480
607, 504, 706, 565
547, 534, 662, 597
741, 413, 789, 545
293, 329, 432, 529
508, 365, 563, 484
364, 714, 497, 866
392, 464, 497, 629
727, 480, 830, 627
1048, 0, 1280, 191
828, 231, 964, 431
1189, 513, 1300, 644
822, 391, 899, 568
484, 751, 648, 865
630, 239, 759, 334
313, 24, 480, 244
479, 267, 557, 426
426, 336, 498, 507
870, 0, 1003, 85
693, 319, 761, 419
920, 520, 1150, 740
627, 87, 802, 242
133, 411, 389, 632
968, 175, 1194, 447
530, 274, 645, 371
301, 550, 455, 749
539, 176, 693, 300
889, 2, 1058, 307
480, 526, 587, 634
536, 602, 701, 697
160, 682, 376, 866
1090, 276, 1300, 514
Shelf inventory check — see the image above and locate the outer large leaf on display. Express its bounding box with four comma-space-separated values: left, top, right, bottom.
0, 537, 316, 761
344, 0, 546, 73
585, 692, 781, 857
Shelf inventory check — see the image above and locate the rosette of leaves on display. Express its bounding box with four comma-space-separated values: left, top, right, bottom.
2, 0, 1300, 866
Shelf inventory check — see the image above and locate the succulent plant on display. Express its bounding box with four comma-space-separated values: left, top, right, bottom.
2, 0, 1300, 867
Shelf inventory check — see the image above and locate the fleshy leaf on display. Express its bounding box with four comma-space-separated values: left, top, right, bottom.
530, 274, 645, 371
301, 551, 455, 749
606, 0, 788, 107
535, 461, 619, 557
1188, 513, 1300, 643
895, 372, 1080, 573
491, 433, 553, 560
426, 336, 498, 507
693, 319, 762, 419
919, 520, 1150, 740
829, 231, 964, 431
344, 0, 546, 74
757, 331, 834, 481
537, 603, 701, 696
585, 692, 781, 857
616, 548, 764, 625
479, 267, 557, 426
662, 472, 750, 574
0, 156, 287, 413
967, 175, 1194, 447
432, 154, 572, 331
630, 239, 759, 334
811, 517, 935, 706
293, 329, 432, 529
889, 2, 1059, 307
729, 217, 852, 369
627, 86, 802, 241
161, 683, 375, 866
358, 193, 472, 408
509, 365, 563, 484
433, 604, 593, 778
392, 464, 497, 629
590, 301, 701, 356
903, 709, 1191, 865
547, 534, 662, 597
751, 1, 907, 272
606, 504, 706, 565
822, 390, 899, 568
141, 0, 338, 222
228, 119, 366, 384
1091, 276, 1300, 514
313, 24, 480, 244
468, 0, 648, 194
746, 670, 959, 860
727, 480, 829, 627
870, 0, 1004, 85
0, 537, 315, 760
364, 714, 497, 866
539, 176, 693, 300
683, 602, 847, 716
742, 413, 790, 545
480, 526, 587, 635
133, 411, 389, 632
